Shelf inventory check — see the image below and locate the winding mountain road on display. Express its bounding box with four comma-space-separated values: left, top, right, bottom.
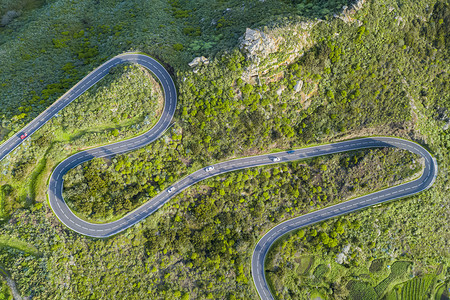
0, 53, 438, 300
251, 138, 437, 299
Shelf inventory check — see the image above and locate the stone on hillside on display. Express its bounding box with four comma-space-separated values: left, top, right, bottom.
353, 0, 366, 10
294, 80, 303, 92
188, 56, 209, 68
335, 0, 366, 24
239, 28, 279, 61
239, 28, 280, 81
238, 23, 318, 82
335, 244, 351, 264
335, 253, 346, 264
342, 244, 351, 255
276, 86, 284, 96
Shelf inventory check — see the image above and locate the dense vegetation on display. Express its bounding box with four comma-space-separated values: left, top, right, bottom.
266, 193, 448, 299
0, 279, 11, 300
0, 0, 448, 298
63, 141, 420, 223
0, 147, 420, 299
265, 0, 450, 298
0, 0, 354, 142
0, 63, 162, 219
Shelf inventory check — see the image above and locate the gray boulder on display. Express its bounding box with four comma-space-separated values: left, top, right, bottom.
294, 80, 303, 93
188, 56, 209, 68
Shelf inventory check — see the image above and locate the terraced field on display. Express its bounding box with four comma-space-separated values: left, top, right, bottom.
374, 261, 412, 297
434, 283, 449, 300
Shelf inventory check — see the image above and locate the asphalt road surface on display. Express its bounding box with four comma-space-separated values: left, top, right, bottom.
251, 137, 437, 300
0, 54, 438, 300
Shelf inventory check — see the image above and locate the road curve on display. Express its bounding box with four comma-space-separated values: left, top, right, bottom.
0, 54, 438, 299
46, 53, 177, 237
0, 53, 177, 235
252, 137, 437, 299
0, 53, 176, 163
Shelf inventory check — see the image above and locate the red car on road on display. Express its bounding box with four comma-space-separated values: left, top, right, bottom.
20, 133, 27, 139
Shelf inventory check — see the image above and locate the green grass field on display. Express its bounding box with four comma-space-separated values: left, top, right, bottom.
399, 275, 435, 300
434, 283, 449, 300
0, 235, 39, 256
295, 256, 314, 275
347, 280, 378, 300
374, 261, 412, 297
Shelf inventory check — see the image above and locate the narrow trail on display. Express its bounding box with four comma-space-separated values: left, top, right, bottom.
0, 265, 22, 300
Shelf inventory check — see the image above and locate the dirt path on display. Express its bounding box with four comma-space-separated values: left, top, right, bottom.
0, 265, 22, 300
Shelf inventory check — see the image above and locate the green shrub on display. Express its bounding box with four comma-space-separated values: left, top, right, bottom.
173, 43, 184, 51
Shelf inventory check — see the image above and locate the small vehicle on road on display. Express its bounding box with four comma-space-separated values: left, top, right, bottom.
287, 150, 295, 154
272, 157, 281, 162
20, 133, 28, 139
205, 166, 214, 172
167, 187, 175, 193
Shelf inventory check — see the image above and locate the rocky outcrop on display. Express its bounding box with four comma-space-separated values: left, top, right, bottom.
335, 244, 351, 264
352, 0, 366, 10
294, 80, 303, 93
335, 0, 366, 25
188, 56, 209, 69
239, 28, 281, 81
240, 28, 279, 61
276, 86, 284, 96
443, 120, 450, 131
239, 24, 316, 83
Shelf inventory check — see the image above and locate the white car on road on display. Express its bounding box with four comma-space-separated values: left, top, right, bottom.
205, 166, 214, 172
167, 187, 175, 193
272, 157, 281, 162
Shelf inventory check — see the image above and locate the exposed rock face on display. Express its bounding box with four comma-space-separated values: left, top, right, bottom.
242, 64, 259, 82
240, 28, 279, 61
294, 80, 303, 93
188, 56, 209, 68
335, 253, 346, 264
353, 0, 365, 10
238, 23, 316, 83
342, 244, 351, 255
239, 28, 280, 81
335, 244, 351, 264
335, 0, 366, 25
276, 86, 284, 96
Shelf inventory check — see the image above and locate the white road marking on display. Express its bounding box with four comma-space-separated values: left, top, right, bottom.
4, 55, 436, 300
